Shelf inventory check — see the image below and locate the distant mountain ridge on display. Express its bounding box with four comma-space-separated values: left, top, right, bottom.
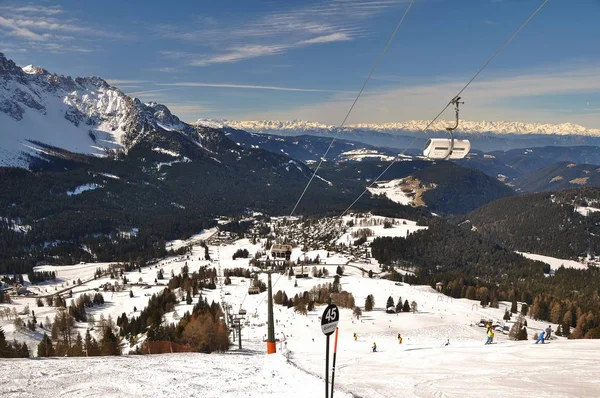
200, 118, 600, 137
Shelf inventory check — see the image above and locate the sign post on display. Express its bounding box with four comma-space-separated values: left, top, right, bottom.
321, 304, 339, 398
330, 328, 339, 398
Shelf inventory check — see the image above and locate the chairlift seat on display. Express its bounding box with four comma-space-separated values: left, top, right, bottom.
423, 138, 471, 160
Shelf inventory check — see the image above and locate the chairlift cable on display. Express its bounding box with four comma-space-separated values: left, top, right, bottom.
288, 0, 415, 217
339, 0, 550, 218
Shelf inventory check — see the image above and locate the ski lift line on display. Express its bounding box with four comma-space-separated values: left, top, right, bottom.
288, 0, 415, 217
340, 0, 550, 218
251, 271, 284, 315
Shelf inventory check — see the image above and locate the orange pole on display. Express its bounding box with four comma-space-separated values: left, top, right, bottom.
267, 341, 276, 354
333, 327, 339, 353
331, 328, 339, 398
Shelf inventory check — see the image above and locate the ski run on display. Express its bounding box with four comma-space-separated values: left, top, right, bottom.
1, 214, 599, 397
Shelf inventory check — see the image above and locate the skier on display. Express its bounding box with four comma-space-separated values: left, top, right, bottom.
353, 333, 357, 341
397, 333, 403, 344
485, 327, 494, 344
444, 339, 450, 346
372, 342, 377, 352
536, 330, 545, 344
545, 325, 552, 342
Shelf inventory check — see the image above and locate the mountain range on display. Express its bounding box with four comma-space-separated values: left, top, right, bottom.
202, 119, 600, 153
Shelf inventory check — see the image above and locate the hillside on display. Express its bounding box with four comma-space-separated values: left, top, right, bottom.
223, 127, 397, 163
511, 162, 600, 193
458, 146, 600, 183
466, 188, 600, 259
411, 163, 516, 214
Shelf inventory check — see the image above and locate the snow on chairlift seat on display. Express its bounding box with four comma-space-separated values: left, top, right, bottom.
423, 138, 471, 160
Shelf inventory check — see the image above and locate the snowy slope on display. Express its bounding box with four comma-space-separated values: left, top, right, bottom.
220, 119, 600, 137
3, 219, 600, 397
517, 252, 590, 271
0, 350, 352, 398
0, 53, 197, 168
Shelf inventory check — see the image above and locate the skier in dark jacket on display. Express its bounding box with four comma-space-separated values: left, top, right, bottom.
545, 326, 552, 341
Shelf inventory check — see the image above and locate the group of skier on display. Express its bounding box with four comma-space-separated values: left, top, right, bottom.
352, 332, 403, 352
485, 323, 553, 345
535, 325, 553, 344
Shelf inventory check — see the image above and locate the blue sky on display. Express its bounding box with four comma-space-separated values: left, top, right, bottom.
1, 0, 599, 127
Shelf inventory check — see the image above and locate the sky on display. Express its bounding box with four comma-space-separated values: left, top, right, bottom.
1, 0, 599, 127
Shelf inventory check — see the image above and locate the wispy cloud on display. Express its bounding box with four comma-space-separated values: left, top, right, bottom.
127, 88, 177, 98
188, 45, 289, 67
0, 4, 129, 53
106, 79, 150, 86
0, 5, 64, 15
242, 63, 600, 128
157, 82, 356, 93
158, 0, 408, 66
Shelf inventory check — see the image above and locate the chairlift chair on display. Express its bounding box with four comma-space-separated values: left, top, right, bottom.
239, 308, 247, 316
423, 97, 471, 160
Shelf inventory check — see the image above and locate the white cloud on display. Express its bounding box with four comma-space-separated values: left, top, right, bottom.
297, 32, 352, 45
0, 5, 64, 15
0, 4, 129, 52
188, 45, 289, 66
156, 82, 356, 93
158, 0, 409, 66
106, 79, 150, 86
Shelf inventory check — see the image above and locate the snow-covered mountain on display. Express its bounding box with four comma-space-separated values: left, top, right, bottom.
0, 53, 198, 168
211, 119, 600, 137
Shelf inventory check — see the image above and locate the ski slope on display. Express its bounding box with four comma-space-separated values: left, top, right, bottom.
2, 221, 600, 397
517, 252, 590, 271
0, 348, 352, 398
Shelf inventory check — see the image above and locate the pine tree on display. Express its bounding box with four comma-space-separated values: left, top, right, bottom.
365, 295, 374, 312
129, 290, 134, 298
403, 300, 410, 313
511, 298, 518, 314
70, 333, 84, 357
396, 298, 403, 313
386, 296, 395, 310
100, 326, 121, 356
37, 333, 54, 357
353, 306, 362, 319
186, 290, 192, 305
336, 266, 343, 276
503, 310, 511, 321
521, 303, 529, 317
410, 301, 418, 313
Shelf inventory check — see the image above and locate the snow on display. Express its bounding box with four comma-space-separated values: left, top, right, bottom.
367, 179, 415, 205
517, 252, 589, 271
576, 206, 600, 216
224, 119, 600, 137
2, 220, 600, 397
339, 149, 395, 162
0, 350, 352, 398
336, 214, 427, 245
166, 227, 219, 251
315, 174, 333, 186
1, 217, 31, 234
66, 183, 100, 196
97, 172, 120, 180
152, 147, 180, 157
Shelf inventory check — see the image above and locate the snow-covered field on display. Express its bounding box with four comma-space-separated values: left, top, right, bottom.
366, 179, 414, 206
2, 216, 600, 397
518, 252, 590, 271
